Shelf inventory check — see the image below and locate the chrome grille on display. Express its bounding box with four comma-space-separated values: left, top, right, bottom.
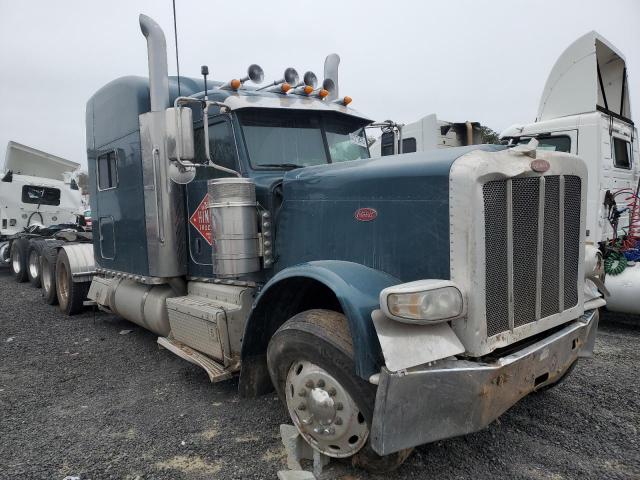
483, 175, 581, 337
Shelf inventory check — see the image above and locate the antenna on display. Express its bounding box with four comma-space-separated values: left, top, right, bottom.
172, 0, 181, 96
201, 65, 209, 100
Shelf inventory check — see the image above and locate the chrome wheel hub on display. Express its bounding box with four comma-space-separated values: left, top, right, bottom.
11, 249, 21, 274
28, 251, 39, 279
285, 360, 369, 458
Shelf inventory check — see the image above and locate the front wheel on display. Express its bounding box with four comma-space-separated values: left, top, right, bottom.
267, 309, 412, 473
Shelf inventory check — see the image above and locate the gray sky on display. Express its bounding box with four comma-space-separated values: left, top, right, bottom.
1, 0, 639, 168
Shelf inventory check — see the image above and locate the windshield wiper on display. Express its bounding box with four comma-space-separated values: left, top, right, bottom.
258, 163, 306, 170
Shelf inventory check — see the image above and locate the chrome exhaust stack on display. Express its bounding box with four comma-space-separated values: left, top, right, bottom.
137, 14, 187, 278
139, 14, 170, 112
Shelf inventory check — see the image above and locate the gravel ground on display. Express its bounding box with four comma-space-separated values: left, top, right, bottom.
0, 268, 639, 480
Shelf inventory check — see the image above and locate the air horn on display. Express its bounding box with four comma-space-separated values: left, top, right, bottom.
220, 64, 264, 90
256, 67, 299, 93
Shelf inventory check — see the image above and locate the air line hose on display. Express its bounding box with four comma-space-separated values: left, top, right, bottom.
604, 252, 628, 276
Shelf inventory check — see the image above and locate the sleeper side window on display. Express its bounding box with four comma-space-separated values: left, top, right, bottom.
380, 131, 395, 156
97, 151, 118, 190
21, 186, 61, 206
402, 137, 417, 153
613, 137, 631, 169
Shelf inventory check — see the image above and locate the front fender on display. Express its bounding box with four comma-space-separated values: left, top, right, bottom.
242, 260, 401, 380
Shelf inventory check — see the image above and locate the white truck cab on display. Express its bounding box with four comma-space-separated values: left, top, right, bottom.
501, 32, 639, 314
368, 113, 483, 157
0, 141, 83, 264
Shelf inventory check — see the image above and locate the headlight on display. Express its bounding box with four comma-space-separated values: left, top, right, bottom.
380, 280, 464, 324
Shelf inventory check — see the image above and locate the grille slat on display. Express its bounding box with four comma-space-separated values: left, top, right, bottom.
541, 177, 561, 318
512, 178, 540, 327
483, 182, 510, 337
564, 176, 581, 309
483, 175, 581, 338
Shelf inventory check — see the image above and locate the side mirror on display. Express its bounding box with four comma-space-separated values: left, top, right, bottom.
165, 107, 195, 161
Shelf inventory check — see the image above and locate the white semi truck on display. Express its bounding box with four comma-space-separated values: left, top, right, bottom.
501, 31, 639, 315
368, 114, 484, 157
0, 141, 84, 267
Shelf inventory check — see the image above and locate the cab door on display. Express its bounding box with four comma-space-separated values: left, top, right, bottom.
185, 115, 240, 277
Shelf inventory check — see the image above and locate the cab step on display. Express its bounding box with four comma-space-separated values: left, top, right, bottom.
158, 336, 232, 383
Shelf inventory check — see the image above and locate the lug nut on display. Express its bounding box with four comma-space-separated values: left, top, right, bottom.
305, 380, 314, 388
298, 403, 306, 411
317, 379, 325, 388
328, 387, 337, 396
335, 417, 343, 425
335, 402, 343, 411
298, 389, 307, 397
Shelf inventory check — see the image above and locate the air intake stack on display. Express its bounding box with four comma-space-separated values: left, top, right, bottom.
208, 178, 261, 277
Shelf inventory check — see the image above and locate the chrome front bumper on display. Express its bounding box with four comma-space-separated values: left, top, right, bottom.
370, 309, 599, 455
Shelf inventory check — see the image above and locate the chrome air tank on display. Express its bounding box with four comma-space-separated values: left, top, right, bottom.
208, 178, 260, 277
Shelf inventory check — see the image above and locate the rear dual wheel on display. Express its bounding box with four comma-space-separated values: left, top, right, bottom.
267, 309, 412, 473
55, 249, 89, 315
10, 239, 28, 283
27, 240, 46, 288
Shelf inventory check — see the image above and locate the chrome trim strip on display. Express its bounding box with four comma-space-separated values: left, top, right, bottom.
559, 175, 565, 311
506, 179, 514, 331
535, 176, 545, 320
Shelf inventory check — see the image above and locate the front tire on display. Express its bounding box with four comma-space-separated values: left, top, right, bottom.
267, 309, 411, 473
55, 249, 89, 315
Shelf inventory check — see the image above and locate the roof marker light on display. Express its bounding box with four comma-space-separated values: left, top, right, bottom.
318, 89, 329, 99
304, 85, 314, 95
281, 83, 291, 93
230, 79, 241, 90
342, 96, 352, 105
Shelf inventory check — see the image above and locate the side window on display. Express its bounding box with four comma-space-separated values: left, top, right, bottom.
195, 119, 238, 173
402, 137, 417, 153
613, 137, 631, 169
380, 131, 395, 156
21, 186, 61, 206
97, 151, 118, 190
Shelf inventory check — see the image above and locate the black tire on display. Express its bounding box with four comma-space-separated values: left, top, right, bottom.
9, 238, 29, 283
55, 248, 89, 315
267, 309, 412, 474
26, 239, 46, 288
41, 242, 63, 305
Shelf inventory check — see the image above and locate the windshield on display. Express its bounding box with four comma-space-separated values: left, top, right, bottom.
237, 109, 369, 169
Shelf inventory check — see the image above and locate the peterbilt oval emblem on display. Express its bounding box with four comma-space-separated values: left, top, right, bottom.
530, 159, 550, 173
355, 208, 377, 222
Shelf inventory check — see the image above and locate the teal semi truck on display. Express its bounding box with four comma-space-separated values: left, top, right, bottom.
26, 14, 600, 472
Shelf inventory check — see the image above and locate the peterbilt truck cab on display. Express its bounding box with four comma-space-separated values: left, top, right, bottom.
62, 14, 600, 472
501, 32, 639, 316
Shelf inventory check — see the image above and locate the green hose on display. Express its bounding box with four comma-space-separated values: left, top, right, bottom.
604, 252, 628, 275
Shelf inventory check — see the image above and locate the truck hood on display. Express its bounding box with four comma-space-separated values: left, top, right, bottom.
275, 145, 504, 282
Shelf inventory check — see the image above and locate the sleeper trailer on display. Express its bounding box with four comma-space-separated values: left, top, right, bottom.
34, 14, 601, 472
